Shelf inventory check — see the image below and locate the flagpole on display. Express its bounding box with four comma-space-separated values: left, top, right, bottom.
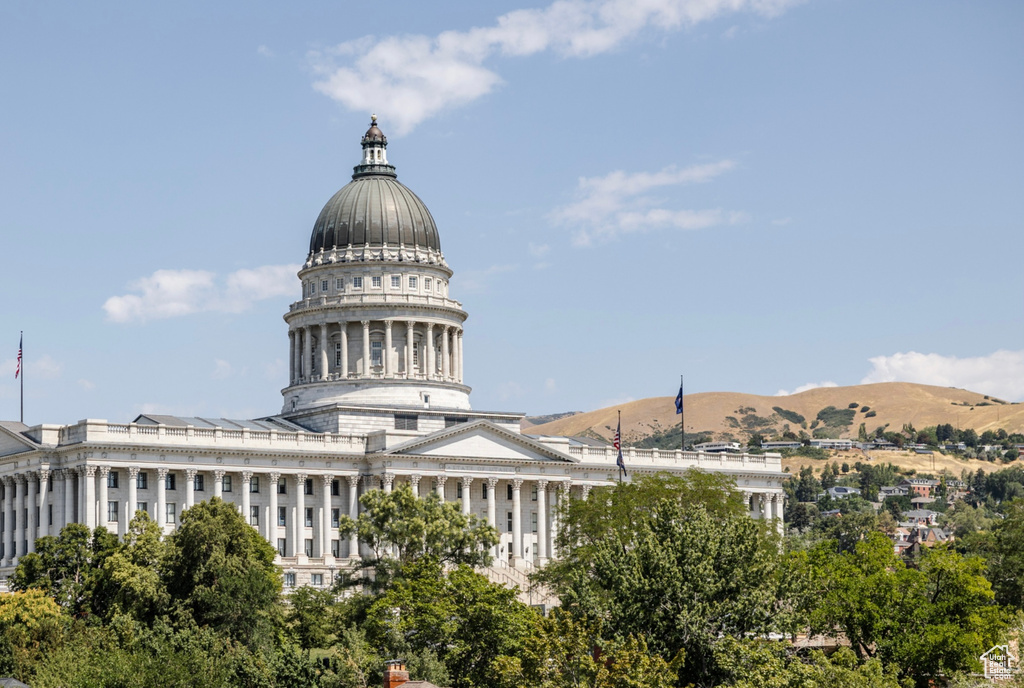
19, 331, 23, 425
617, 410, 622, 483
680, 374, 684, 452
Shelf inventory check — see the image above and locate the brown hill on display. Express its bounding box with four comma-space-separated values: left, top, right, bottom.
525, 382, 1024, 444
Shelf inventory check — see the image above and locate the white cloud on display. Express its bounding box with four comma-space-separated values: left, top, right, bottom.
775, 380, 838, 396
861, 350, 1024, 402
212, 359, 234, 380
599, 395, 636, 408
549, 161, 743, 245
544, 378, 557, 392
257, 44, 274, 58
103, 264, 299, 323
309, 0, 805, 134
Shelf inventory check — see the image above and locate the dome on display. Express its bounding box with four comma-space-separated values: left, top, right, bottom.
308, 176, 441, 255
307, 117, 441, 257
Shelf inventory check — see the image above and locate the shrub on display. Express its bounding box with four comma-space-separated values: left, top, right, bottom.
816, 406, 856, 428
772, 407, 805, 425
848, 402, 859, 409
860, 406, 871, 414
865, 411, 877, 418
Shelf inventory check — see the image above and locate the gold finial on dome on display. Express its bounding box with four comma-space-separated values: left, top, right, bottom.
371, 113, 377, 124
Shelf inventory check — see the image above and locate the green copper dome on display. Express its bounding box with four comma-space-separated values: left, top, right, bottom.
308, 118, 441, 257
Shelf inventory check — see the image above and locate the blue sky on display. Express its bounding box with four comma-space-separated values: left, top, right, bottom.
1, 0, 1022, 426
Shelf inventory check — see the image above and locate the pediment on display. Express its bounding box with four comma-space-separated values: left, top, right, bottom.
384, 420, 576, 463
0, 423, 38, 458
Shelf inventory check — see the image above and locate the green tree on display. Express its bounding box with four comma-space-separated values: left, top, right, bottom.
162, 497, 282, 648
793, 466, 821, 503
0, 589, 66, 681
288, 586, 338, 654
806, 532, 1004, 687
102, 510, 169, 624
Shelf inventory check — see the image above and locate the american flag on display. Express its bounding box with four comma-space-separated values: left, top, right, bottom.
615, 416, 627, 477
15, 334, 21, 379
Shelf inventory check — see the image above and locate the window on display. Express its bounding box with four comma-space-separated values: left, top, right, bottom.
305, 507, 313, 527
331, 479, 340, 496
278, 478, 287, 494
531, 486, 538, 502
137, 502, 148, 516
304, 478, 313, 496
425, 278, 432, 291
394, 414, 418, 431
331, 508, 340, 528
108, 501, 118, 523
222, 476, 232, 492
408, 276, 417, 289
250, 476, 260, 493
107, 471, 119, 489
457, 482, 463, 499
353, 276, 363, 289
48, 504, 52, 526
284, 572, 295, 588
371, 341, 383, 367
391, 275, 400, 288
194, 475, 205, 491
336, 277, 344, 290
437, 281, 442, 294
278, 506, 287, 526
311, 573, 323, 587
277, 539, 286, 556
335, 342, 343, 367
506, 511, 513, 533
250, 506, 260, 526
304, 539, 313, 557
445, 416, 468, 428
371, 275, 382, 289
321, 279, 328, 292
331, 539, 340, 557
166, 473, 176, 490
532, 512, 538, 533
507, 484, 513, 500
482, 482, 488, 499
137, 472, 148, 489
166, 503, 176, 524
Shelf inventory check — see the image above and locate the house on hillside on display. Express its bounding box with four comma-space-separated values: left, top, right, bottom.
694, 441, 742, 453
900, 478, 940, 498
902, 509, 939, 525
761, 441, 801, 450
824, 486, 861, 500
810, 439, 853, 451
879, 485, 909, 499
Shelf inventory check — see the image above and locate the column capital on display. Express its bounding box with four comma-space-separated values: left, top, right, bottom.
213, 469, 225, 479
321, 474, 334, 488
346, 474, 360, 488
435, 475, 448, 487
384, 319, 393, 331
381, 473, 395, 490
486, 476, 499, 488
511, 478, 523, 490
97, 466, 109, 478
241, 471, 253, 483
37, 468, 50, 482
157, 467, 169, 479
460, 476, 473, 488
128, 466, 140, 478
269, 472, 281, 485
536, 478, 549, 490
1, 475, 13, 487
185, 468, 197, 479
295, 472, 308, 483
581, 484, 591, 499
361, 320, 370, 329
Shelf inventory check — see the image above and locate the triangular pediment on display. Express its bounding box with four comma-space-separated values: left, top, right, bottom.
0, 422, 39, 458
384, 420, 577, 463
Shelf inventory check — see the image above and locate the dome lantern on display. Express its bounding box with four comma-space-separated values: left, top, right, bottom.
353, 114, 395, 179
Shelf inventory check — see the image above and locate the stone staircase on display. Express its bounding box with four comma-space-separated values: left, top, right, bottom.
480, 559, 559, 609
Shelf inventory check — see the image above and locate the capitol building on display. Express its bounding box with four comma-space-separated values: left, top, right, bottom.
0, 119, 786, 589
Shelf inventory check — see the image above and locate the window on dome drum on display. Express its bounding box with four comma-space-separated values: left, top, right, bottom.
194, 475, 204, 491
391, 275, 400, 288
394, 414, 418, 431
321, 280, 328, 292
444, 416, 468, 428
371, 341, 383, 367
250, 477, 259, 493
277, 539, 286, 557
353, 276, 363, 289
107, 471, 118, 489
335, 342, 343, 367
437, 281, 442, 294
137, 472, 147, 489
425, 277, 432, 290
336, 278, 344, 290
166, 474, 176, 490
222, 476, 232, 492
408, 276, 417, 289
371, 276, 382, 289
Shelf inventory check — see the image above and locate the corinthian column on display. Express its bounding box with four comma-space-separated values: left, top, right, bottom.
95, 466, 107, 529
383, 320, 393, 378
346, 475, 360, 559
321, 474, 334, 561
456, 330, 463, 383
426, 323, 435, 379
486, 477, 498, 559
302, 326, 312, 381
461, 477, 473, 516
185, 468, 196, 509
441, 326, 451, 379
26, 473, 37, 554
319, 323, 329, 380
435, 475, 447, 502
241, 471, 253, 527
536, 479, 548, 563
37, 468, 50, 541
361, 321, 371, 377
157, 468, 168, 529
289, 329, 297, 384
511, 478, 523, 565
405, 321, 415, 377
339, 322, 349, 377
268, 472, 280, 546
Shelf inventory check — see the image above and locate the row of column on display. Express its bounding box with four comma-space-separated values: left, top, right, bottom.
288, 320, 464, 385
744, 491, 786, 522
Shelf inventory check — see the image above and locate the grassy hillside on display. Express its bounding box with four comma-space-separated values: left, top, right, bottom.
525, 382, 1024, 445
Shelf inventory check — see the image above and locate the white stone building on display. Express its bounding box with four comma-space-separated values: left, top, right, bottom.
0, 118, 787, 589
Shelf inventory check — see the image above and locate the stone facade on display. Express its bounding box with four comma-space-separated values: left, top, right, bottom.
0, 118, 787, 591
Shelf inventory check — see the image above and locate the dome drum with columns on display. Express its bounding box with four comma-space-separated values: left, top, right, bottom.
0, 118, 788, 598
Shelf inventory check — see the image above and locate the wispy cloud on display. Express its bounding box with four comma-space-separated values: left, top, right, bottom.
0, 354, 62, 381
103, 264, 299, 323
775, 381, 838, 396
862, 350, 1024, 402
257, 44, 274, 58
212, 359, 234, 380
550, 161, 744, 245
309, 0, 805, 134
